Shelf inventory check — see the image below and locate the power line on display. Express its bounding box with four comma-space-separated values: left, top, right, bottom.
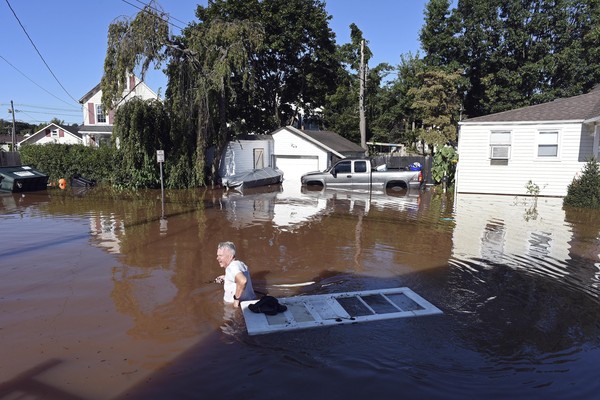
12, 103, 80, 112
0, 54, 80, 110
121, 0, 186, 31
134, 0, 189, 28
12, 109, 81, 117
4, 0, 80, 105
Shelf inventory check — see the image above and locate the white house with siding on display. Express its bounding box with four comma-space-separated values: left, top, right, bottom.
457, 89, 600, 197
271, 126, 365, 182
18, 123, 82, 147
19, 75, 158, 148
78, 75, 158, 147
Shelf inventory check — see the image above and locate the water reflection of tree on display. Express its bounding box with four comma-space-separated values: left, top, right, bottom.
564, 207, 600, 261
564, 206, 600, 293
102, 188, 223, 341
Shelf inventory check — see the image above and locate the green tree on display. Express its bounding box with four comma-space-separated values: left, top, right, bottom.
409, 67, 462, 155
102, 0, 263, 187
420, 0, 460, 68
421, 0, 600, 119
563, 158, 600, 209
369, 53, 425, 146
323, 23, 373, 142
112, 98, 171, 189
197, 0, 339, 132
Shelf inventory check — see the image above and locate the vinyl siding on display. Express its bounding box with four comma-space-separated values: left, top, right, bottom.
272, 128, 330, 172
219, 139, 274, 176
457, 121, 594, 197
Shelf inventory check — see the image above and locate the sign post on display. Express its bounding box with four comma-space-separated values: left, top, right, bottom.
157, 150, 166, 221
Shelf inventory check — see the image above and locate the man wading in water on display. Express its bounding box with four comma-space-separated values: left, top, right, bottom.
215, 241, 256, 308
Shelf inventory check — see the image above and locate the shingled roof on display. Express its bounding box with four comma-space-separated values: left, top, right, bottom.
462, 88, 600, 123
300, 129, 365, 153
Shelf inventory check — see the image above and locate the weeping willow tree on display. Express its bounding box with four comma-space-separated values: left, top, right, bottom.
111, 98, 171, 189
101, 1, 263, 188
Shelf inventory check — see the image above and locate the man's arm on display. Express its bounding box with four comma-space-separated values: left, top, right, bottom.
233, 272, 248, 307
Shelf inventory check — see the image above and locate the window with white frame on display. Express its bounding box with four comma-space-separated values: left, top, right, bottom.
51, 129, 59, 138
96, 104, 106, 123
537, 131, 559, 157
490, 131, 511, 160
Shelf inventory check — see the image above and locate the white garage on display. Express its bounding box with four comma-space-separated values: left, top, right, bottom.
274, 156, 319, 181
271, 126, 365, 181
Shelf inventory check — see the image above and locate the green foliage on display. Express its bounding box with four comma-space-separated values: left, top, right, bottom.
103, 0, 265, 187
19, 143, 116, 183
409, 67, 462, 154
563, 158, 600, 209
323, 24, 372, 142
367, 54, 425, 146
431, 145, 458, 184
196, 0, 339, 132
112, 98, 171, 189
525, 180, 541, 197
420, 0, 600, 119
102, 1, 169, 110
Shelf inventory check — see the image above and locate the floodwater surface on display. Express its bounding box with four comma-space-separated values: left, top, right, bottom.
1, 182, 600, 400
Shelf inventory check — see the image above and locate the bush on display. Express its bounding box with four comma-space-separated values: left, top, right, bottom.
432, 145, 458, 184
19, 143, 117, 184
563, 158, 600, 209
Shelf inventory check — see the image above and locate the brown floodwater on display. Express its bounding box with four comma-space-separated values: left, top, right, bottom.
1, 182, 600, 399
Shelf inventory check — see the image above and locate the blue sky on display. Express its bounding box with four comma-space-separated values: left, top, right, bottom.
1, 0, 429, 126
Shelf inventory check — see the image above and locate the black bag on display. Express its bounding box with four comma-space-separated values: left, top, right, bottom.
248, 295, 287, 315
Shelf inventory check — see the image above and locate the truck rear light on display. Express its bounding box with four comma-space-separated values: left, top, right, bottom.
419, 171, 423, 182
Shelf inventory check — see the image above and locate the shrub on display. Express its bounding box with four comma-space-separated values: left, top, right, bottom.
432, 145, 458, 184
563, 158, 600, 209
19, 143, 117, 184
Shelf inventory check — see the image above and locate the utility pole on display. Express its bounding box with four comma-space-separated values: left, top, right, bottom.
10, 100, 16, 150
359, 39, 367, 155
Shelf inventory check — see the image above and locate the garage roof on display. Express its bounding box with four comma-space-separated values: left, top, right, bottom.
273, 126, 365, 156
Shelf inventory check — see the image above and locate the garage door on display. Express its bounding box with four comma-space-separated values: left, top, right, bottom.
275, 156, 320, 181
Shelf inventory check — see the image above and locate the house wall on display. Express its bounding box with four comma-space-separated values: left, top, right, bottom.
24, 127, 81, 146
83, 77, 158, 126
456, 121, 594, 197
219, 139, 274, 177
272, 128, 330, 179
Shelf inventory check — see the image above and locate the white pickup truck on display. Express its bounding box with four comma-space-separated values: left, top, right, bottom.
300, 158, 423, 191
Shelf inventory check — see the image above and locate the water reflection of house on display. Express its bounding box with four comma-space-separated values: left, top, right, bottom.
220, 186, 420, 232
452, 194, 571, 275
89, 213, 125, 254
220, 186, 327, 231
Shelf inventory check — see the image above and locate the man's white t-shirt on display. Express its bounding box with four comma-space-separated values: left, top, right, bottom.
223, 260, 255, 303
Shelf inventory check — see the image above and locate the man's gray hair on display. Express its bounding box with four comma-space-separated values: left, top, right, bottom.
217, 241, 236, 256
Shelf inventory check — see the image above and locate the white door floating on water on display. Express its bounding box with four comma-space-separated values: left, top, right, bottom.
241, 287, 442, 336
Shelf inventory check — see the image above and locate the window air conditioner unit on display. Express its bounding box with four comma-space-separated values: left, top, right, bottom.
490, 145, 510, 159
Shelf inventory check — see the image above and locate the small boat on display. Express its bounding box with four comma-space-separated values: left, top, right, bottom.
221, 167, 283, 189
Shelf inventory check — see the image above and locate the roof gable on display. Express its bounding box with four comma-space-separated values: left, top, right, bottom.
274, 126, 365, 156
19, 123, 82, 145
78, 75, 158, 104
462, 89, 600, 124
